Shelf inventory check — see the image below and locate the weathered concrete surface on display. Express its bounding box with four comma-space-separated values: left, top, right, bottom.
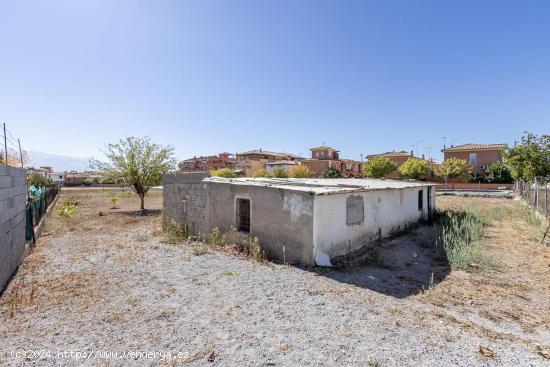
0, 166, 27, 292
205, 182, 315, 265
162, 172, 210, 235
163, 175, 436, 266
313, 186, 435, 264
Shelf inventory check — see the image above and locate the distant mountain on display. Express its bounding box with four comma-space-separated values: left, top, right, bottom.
27, 151, 91, 172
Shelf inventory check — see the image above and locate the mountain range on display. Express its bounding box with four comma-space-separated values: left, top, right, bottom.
27, 151, 91, 172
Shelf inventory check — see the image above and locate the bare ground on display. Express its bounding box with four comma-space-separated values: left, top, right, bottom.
0, 191, 548, 366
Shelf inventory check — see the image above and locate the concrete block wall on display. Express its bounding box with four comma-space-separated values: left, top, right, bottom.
163, 172, 210, 235
0, 165, 27, 292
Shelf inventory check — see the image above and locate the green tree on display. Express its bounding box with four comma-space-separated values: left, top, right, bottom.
363, 157, 397, 178
505, 132, 550, 181
399, 158, 430, 180
212, 168, 237, 178
484, 161, 513, 183
27, 173, 54, 187
436, 158, 470, 187
92, 137, 176, 210
272, 166, 289, 178
320, 167, 342, 178
252, 168, 270, 178
289, 165, 310, 178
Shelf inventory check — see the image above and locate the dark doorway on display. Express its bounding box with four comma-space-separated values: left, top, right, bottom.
237, 198, 250, 233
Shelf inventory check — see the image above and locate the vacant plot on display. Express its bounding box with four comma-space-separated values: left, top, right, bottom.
0, 191, 548, 366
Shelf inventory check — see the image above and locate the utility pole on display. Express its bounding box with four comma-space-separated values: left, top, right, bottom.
18, 138, 24, 168
3, 123, 7, 165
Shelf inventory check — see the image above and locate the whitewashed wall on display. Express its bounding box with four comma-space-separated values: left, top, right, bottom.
312, 186, 433, 266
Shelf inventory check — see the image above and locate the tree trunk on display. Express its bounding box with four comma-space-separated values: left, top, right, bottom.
140, 194, 145, 210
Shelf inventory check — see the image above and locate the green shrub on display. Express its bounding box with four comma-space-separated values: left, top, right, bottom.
363, 157, 397, 178
485, 161, 513, 183
252, 169, 270, 178
271, 167, 288, 178
110, 194, 120, 209
212, 168, 237, 178
289, 165, 310, 178
320, 167, 342, 178
399, 158, 430, 179
58, 198, 79, 218
432, 208, 495, 270
27, 173, 54, 187
163, 223, 188, 244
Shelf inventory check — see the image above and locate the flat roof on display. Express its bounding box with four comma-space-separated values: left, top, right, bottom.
203, 177, 434, 195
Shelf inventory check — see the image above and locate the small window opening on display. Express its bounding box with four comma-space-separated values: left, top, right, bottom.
418, 190, 424, 211
237, 198, 250, 233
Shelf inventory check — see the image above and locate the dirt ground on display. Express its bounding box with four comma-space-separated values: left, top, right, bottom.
0, 190, 548, 366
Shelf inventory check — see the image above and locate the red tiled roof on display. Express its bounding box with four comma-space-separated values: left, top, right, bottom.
367, 151, 411, 158
442, 143, 508, 152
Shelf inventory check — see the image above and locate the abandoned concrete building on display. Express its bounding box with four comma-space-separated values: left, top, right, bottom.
163, 173, 435, 266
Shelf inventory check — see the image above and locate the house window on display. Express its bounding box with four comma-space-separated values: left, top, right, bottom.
237, 198, 250, 233
469, 152, 477, 165
418, 190, 423, 211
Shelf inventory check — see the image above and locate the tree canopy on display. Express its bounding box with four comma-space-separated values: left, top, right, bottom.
485, 161, 513, 183
93, 137, 176, 210
436, 158, 470, 184
289, 165, 310, 178
320, 167, 342, 178
398, 158, 430, 180
271, 166, 289, 178
505, 132, 550, 181
362, 157, 397, 178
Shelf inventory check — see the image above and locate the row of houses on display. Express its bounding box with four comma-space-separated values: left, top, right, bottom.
178, 143, 508, 179
179, 146, 365, 178
27, 166, 105, 186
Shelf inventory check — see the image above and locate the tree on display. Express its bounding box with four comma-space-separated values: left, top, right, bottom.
27, 173, 53, 187
289, 165, 310, 178
363, 157, 397, 178
399, 158, 430, 180
436, 158, 469, 187
505, 132, 550, 181
0, 148, 28, 167
92, 137, 176, 210
212, 168, 237, 178
320, 167, 342, 178
485, 161, 513, 183
252, 168, 270, 178
272, 166, 289, 178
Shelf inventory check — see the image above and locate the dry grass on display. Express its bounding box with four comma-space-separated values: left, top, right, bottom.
418, 196, 550, 340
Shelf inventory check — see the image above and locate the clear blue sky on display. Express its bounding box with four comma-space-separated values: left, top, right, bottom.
1, 0, 549, 163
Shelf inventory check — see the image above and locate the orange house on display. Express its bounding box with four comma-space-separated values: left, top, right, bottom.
441, 144, 507, 176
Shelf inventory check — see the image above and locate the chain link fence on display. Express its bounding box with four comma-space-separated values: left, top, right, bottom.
514, 177, 550, 218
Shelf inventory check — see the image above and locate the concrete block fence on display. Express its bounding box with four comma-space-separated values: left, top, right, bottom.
0, 166, 27, 292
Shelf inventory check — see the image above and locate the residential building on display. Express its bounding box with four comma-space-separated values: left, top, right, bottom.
300, 146, 363, 178
51, 172, 66, 185
179, 153, 236, 172
235, 149, 301, 177
310, 146, 340, 160
366, 151, 436, 178
163, 173, 435, 266
441, 143, 508, 176
27, 166, 53, 179
64, 171, 89, 186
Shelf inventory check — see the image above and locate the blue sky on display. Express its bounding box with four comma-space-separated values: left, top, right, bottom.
1, 0, 549, 164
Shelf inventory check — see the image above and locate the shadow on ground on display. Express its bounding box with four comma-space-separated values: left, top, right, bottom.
309, 226, 451, 299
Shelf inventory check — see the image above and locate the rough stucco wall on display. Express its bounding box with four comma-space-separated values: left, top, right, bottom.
162, 172, 210, 235
0, 166, 27, 291
313, 186, 433, 264
205, 182, 315, 265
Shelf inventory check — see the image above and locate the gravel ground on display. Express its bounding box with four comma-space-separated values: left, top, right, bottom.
0, 192, 548, 366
